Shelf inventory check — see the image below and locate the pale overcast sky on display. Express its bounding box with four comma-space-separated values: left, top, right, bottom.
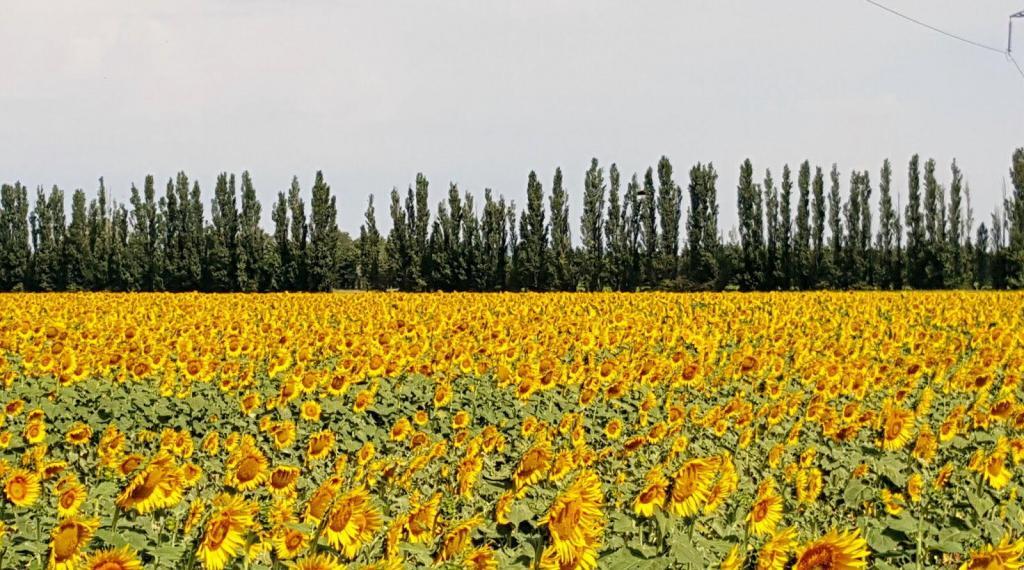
2, 0, 1022, 235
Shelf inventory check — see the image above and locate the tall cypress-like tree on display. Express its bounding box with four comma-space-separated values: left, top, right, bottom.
605, 164, 627, 290
1005, 148, 1024, 286
359, 195, 382, 289
876, 160, 899, 288
236, 172, 263, 291
287, 177, 308, 290
948, 160, 964, 286
0, 182, 30, 290
687, 163, 720, 285
64, 189, 91, 290
779, 165, 793, 289
656, 156, 682, 279
132, 175, 163, 290
795, 161, 812, 288
86, 178, 110, 290
413, 174, 431, 287
387, 187, 413, 290
923, 158, 946, 288
764, 169, 780, 289
581, 158, 606, 290
826, 164, 843, 286
308, 171, 339, 291
271, 191, 290, 290
905, 155, 926, 288
30, 186, 66, 291
480, 188, 509, 290
549, 168, 572, 290
206, 173, 236, 291
843, 171, 862, 286
624, 174, 642, 290
737, 159, 764, 289
640, 168, 658, 286
811, 166, 826, 287
519, 171, 548, 290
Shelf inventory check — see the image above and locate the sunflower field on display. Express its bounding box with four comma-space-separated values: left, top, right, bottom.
0, 292, 1023, 569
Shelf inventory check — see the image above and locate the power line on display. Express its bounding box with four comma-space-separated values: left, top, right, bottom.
1010, 53, 1024, 80
860, 0, 1005, 54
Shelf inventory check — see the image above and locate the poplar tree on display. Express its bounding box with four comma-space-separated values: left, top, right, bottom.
287, 177, 308, 290
737, 159, 764, 289
0, 182, 30, 290
581, 158, 606, 290
413, 174, 431, 287
1006, 148, 1024, 286
876, 160, 898, 288
605, 164, 626, 290
62, 189, 90, 290
206, 173, 237, 291
923, 158, 945, 287
843, 171, 862, 286
359, 195, 382, 289
549, 168, 572, 290
687, 163, 719, 285
87, 179, 110, 290
657, 156, 682, 279
519, 171, 548, 290
905, 155, 926, 288
827, 164, 843, 286
308, 171, 339, 291
811, 166, 826, 287
271, 191, 290, 289
795, 161, 812, 288
128, 176, 162, 291
624, 174, 642, 290
764, 169, 780, 289
779, 165, 793, 288
640, 168, 658, 285
236, 171, 263, 291
948, 160, 963, 286
480, 188, 509, 290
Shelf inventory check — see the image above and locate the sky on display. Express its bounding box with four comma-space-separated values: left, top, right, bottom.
1, 0, 1022, 236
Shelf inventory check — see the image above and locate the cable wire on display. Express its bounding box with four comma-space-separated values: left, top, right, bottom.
861, 0, 1006, 54
1010, 53, 1024, 80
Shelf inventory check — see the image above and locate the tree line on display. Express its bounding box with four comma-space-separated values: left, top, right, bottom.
1, 149, 1023, 292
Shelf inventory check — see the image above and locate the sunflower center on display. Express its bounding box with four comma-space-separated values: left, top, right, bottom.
95, 562, 127, 570
236, 456, 261, 483
8, 478, 27, 500
797, 544, 836, 570
206, 519, 230, 549
53, 524, 82, 561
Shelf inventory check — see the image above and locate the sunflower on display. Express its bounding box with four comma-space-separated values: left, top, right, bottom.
267, 465, 301, 495
405, 492, 441, 544
669, 456, 720, 517
65, 422, 93, 446
24, 418, 46, 445
464, 545, 499, 570
513, 440, 552, 493
323, 486, 382, 559
604, 419, 623, 440
795, 467, 823, 504
299, 401, 321, 422
306, 430, 335, 462
757, 527, 797, 570
4, 468, 41, 507
720, 545, 745, 570
880, 404, 915, 451
435, 515, 482, 563
116, 453, 183, 514
272, 527, 309, 560
539, 470, 604, 569
748, 478, 784, 537
960, 535, 1024, 569
794, 528, 870, 570
196, 494, 257, 570
56, 479, 87, 518
49, 515, 100, 570
225, 441, 268, 491
82, 546, 143, 570
633, 469, 668, 518
287, 553, 346, 570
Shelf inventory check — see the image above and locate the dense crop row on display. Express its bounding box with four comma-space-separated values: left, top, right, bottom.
0, 292, 1022, 569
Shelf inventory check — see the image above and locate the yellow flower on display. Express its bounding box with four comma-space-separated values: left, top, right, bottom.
794, 528, 869, 570
196, 494, 257, 570
49, 515, 100, 570
669, 456, 720, 517
961, 534, 1024, 569
116, 453, 183, 514
82, 546, 143, 570
748, 478, 784, 537
539, 471, 604, 570
324, 487, 382, 559
4, 468, 40, 507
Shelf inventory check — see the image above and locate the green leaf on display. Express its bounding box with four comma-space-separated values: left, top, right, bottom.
966, 488, 996, 517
